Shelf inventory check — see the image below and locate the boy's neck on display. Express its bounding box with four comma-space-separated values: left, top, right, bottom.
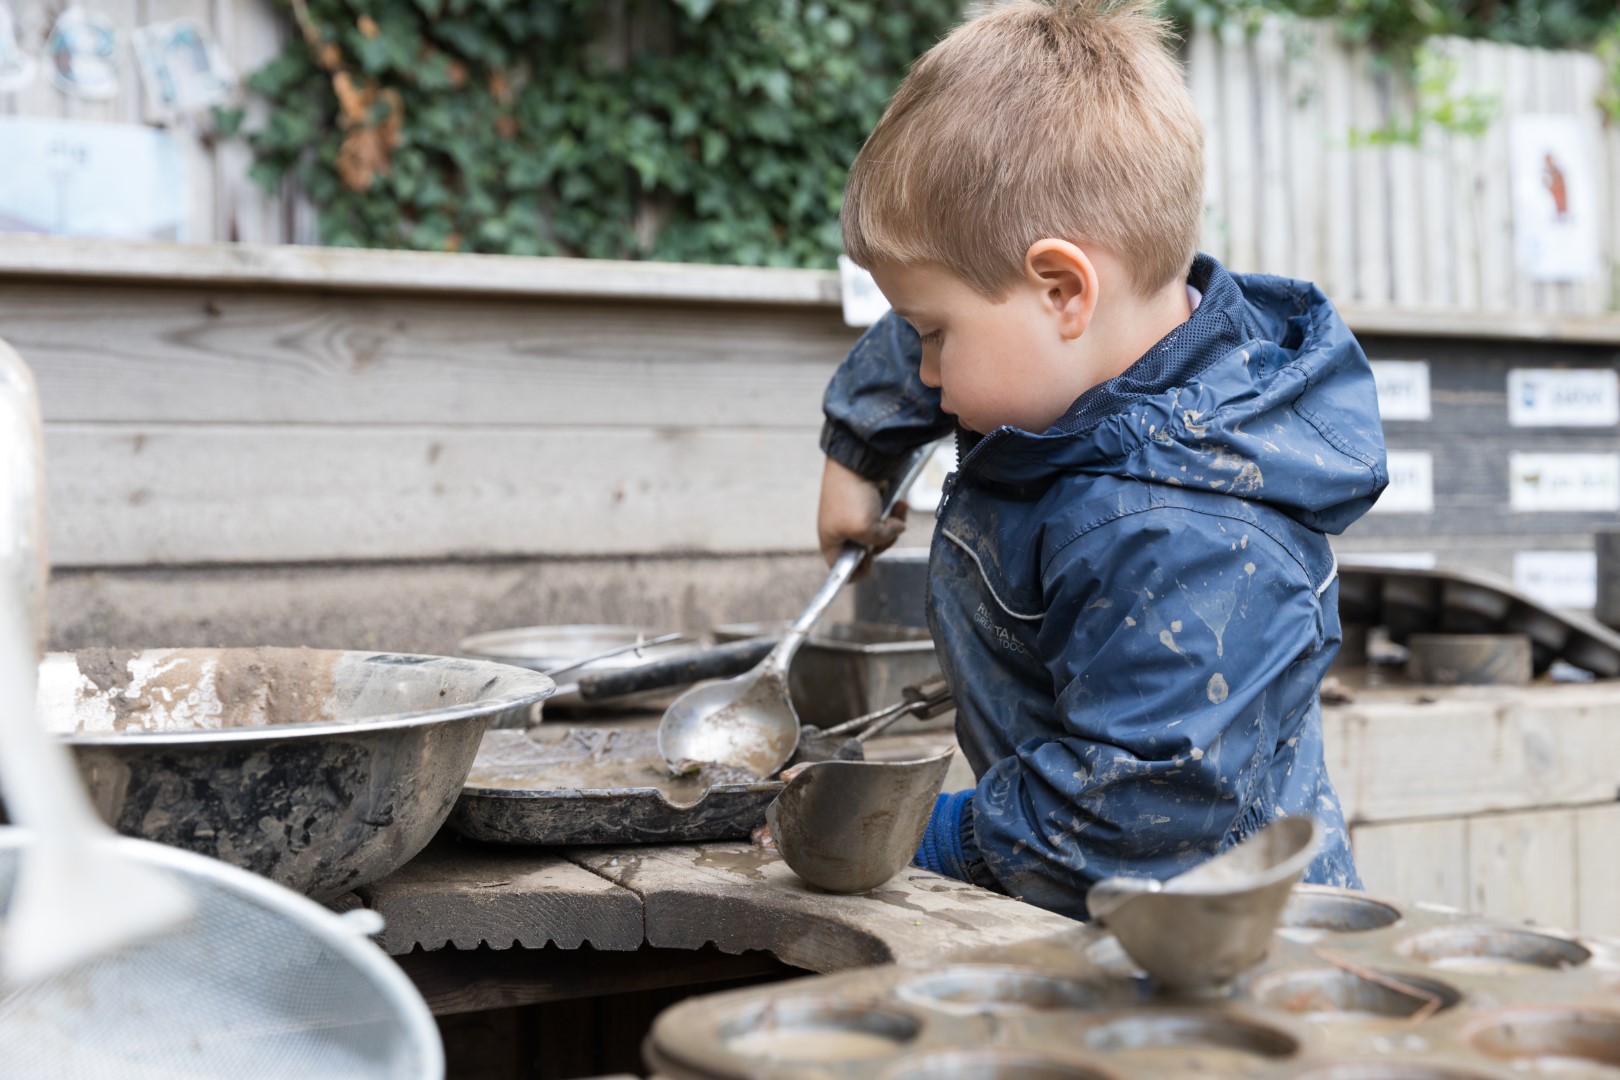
1084, 273, 1197, 386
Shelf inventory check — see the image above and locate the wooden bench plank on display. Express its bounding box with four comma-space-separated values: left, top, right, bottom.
357, 837, 644, 954
565, 842, 1076, 972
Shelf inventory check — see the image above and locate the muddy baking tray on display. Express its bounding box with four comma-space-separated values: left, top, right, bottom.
446, 727, 784, 846
647, 884, 1620, 1079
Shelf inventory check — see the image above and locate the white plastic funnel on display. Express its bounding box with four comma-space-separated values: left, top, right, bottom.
0, 342, 190, 984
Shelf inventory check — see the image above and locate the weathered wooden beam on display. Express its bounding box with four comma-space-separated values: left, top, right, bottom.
356, 837, 644, 954
1323, 684, 1620, 824
564, 842, 1076, 972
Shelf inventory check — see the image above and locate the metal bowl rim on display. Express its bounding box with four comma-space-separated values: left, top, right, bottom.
52, 649, 555, 746
457, 624, 691, 664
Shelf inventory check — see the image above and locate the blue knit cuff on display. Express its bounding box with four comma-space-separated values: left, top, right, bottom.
820, 420, 902, 482
914, 790, 975, 880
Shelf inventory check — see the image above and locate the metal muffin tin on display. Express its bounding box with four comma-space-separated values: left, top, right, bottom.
646, 885, 1620, 1079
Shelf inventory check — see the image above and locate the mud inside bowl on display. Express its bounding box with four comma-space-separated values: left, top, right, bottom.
881, 1049, 1116, 1080
717, 998, 921, 1064
1289, 1065, 1515, 1080
1248, 967, 1460, 1021
1080, 1010, 1299, 1076
1280, 890, 1403, 940
1466, 1007, 1620, 1078
1396, 925, 1592, 975
897, 965, 1129, 1014
38, 647, 554, 899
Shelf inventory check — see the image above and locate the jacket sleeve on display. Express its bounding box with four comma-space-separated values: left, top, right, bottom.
821, 310, 956, 480
966, 508, 1328, 916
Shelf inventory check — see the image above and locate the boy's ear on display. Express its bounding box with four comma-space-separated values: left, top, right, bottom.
1024, 239, 1099, 341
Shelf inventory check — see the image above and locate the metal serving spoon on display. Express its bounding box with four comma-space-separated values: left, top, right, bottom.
657, 445, 934, 778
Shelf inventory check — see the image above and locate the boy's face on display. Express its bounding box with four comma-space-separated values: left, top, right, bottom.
869, 260, 1101, 436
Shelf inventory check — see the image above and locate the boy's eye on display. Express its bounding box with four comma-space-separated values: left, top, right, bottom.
918, 329, 943, 345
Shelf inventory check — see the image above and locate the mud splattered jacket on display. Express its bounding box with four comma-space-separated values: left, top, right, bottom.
821, 255, 1386, 918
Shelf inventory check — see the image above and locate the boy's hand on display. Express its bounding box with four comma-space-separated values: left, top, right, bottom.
817, 456, 908, 574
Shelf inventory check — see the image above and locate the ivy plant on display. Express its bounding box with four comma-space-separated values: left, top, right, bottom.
226, 0, 960, 263
226, 0, 1618, 263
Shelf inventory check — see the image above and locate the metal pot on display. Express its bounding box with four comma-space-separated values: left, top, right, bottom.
39, 647, 554, 900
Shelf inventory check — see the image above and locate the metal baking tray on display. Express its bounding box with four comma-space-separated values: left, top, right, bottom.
446, 727, 783, 846
714, 620, 945, 730
647, 883, 1620, 1079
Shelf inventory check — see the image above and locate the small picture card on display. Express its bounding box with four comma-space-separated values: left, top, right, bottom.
838, 255, 890, 328
132, 19, 235, 119
0, 2, 37, 94
48, 7, 119, 101
1513, 550, 1598, 610
1509, 452, 1620, 513
1510, 114, 1600, 282
0, 117, 187, 240
1507, 368, 1619, 428
1368, 450, 1434, 514
1369, 360, 1432, 422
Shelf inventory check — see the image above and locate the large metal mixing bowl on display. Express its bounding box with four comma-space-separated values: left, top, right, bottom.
38, 647, 554, 900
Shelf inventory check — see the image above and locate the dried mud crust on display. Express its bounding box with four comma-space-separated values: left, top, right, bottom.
467, 727, 760, 800
67, 646, 341, 732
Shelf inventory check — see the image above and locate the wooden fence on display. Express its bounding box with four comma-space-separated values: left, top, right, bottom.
3, 5, 1618, 318
1189, 18, 1620, 318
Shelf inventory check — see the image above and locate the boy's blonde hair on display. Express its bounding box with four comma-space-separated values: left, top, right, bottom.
843, 0, 1203, 299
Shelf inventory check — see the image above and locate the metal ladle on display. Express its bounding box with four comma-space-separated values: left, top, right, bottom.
657, 446, 934, 777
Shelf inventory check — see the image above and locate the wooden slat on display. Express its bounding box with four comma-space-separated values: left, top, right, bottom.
43, 422, 827, 566
1319, 24, 1357, 304
1253, 19, 1291, 277
1568, 50, 1609, 317
1351, 818, 1469, 911
213, 0, 293, 244
44, 550, 840, 655
1447, 39, 1484, 311
1186, 25, 1226, 264
1416, 78, 1453, 307
1283, 20, 1325, 286
356, 836, 645, 954
0, 235, 843, 303
1574, 803, 1620, 937
1468, 808, 1578, 929
2, 285, 849, 426
1216, 19, 1257, 273
1349, 46, 1389, 304
1386, 80, 1424, 308
566, 842, 1076, 971
1323, 686, 1620, 824
1476, 43, 1516, 314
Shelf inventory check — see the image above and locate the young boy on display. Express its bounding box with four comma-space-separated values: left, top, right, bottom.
817, 0, 1387, 918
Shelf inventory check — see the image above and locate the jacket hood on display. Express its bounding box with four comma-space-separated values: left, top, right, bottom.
959, 254, 1388, 535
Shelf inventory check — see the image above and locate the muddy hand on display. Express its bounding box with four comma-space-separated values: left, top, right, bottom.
817, 457, 907, 581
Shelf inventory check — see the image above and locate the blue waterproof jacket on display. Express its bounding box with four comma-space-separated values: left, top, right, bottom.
821, 255, 1386, 919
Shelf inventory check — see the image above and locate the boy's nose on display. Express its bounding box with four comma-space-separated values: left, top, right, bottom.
918, 355, 942, 388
